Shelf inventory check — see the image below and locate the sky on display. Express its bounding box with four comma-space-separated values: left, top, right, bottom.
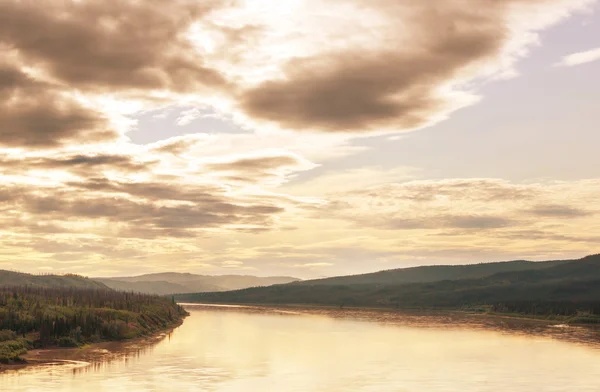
0, 0, 599, 278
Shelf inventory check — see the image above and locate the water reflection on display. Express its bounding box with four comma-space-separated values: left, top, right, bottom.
182, 303, 600, 347
2, 305, 600, 391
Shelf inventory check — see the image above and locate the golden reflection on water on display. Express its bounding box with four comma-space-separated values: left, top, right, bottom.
2, 304, 600, 391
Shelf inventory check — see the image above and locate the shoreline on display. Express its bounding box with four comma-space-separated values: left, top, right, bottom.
179, 302, 563, 321
182, 303, 600, 347
0, 319, 185, 374
182, 302, 600, 329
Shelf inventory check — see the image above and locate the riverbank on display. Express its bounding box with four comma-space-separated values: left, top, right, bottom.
181, 301, 599, 326
0, 318, 185, 373
0, 286, 189, 373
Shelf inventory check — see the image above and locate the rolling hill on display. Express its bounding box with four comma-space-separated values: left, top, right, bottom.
293, 258, 569, 286
95, 273, 300, 295
175, 254, 600, 318
0, 270, 109, 290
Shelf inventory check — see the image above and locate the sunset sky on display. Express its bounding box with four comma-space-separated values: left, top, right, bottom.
0, 0, 599, 278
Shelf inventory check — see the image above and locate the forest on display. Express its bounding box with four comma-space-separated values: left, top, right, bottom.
175, 254, 600, 324
0, 286, 188, 363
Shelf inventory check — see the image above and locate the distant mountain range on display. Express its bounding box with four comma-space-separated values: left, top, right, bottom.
0, 270, 299, 295
175, 254, 600, 317
0, 270, 109, 290
94, 273, 300, 295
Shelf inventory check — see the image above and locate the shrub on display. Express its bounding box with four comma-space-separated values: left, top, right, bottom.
0, 340, 27, 363
57, 337, 80, 347
0, 329, 17, 342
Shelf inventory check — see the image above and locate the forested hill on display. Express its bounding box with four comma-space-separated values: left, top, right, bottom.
293, 258, 570, 286
0, 286, 188, 364
0, 270, 109, 290
0, 269, 300, 295
95, 273, 300, 295
175, 254, 600, 320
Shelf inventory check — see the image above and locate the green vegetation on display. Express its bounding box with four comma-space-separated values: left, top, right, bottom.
0, 270, 109, 290
95, 273, 299, 295
0, 286, 188, 363
0, 330, 30, 363
175, 254, 600, 323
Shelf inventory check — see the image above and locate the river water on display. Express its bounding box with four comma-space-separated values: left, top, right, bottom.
2, 304, 600, 391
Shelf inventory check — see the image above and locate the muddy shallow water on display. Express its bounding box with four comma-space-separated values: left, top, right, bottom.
2, 304, 600, 391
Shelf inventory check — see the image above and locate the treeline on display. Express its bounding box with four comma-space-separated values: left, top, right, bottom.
0, 286, 188, 363
491, 300, 600, 323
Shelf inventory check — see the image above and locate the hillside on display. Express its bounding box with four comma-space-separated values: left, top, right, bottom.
175, 254, 600, 320
96, 273, 299, 295
293, 259, 569, 286
0, 270, 109, 290
94, 279, 218, 296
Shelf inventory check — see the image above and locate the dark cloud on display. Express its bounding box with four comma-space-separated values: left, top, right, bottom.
207, 155, 302, 173
203, 154, 313, 184
239, 0, 576, 133
0, 62, 116, 148
43, 154, 155, 172
68, 178, 228, 203
0, 176, 287, 238
526, 204, 591, 218
0, 0, 228, 93
0, 153, 155, 175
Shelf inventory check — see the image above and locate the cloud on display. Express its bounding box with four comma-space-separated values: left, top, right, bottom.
384, 215, 516, 230
205, 152, 317, 185
556, 47, 600, 67
148, 134, 211, 155
495, 229, 600, 243
0, 62, 117, 148
176, 108, 204, 126
525, 204, 591, 218
0, 180, 285, 238
0, 153, 154, 173
236, 0, 592, 133
207, 155, 302, 172
0, 0, 593, 147
294, 262, 334, 268
0, 146, 320, 241
0, 0, 228, 93
324, 178, 600, 233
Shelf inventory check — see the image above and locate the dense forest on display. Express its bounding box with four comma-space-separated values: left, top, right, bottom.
175, 254, 600, 323
0, 286, 188, 363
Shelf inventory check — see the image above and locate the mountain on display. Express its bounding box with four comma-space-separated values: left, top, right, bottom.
293, 259, 569, 286
0, 270, 109, 290
174, 254, 600, 317
93, 279, 198, 296
95, 273, 300, 295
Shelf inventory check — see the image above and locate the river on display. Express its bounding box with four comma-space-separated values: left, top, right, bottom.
2, 304, 600, 391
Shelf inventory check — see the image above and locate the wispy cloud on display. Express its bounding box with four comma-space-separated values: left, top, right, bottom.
556, 47, 600, 67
